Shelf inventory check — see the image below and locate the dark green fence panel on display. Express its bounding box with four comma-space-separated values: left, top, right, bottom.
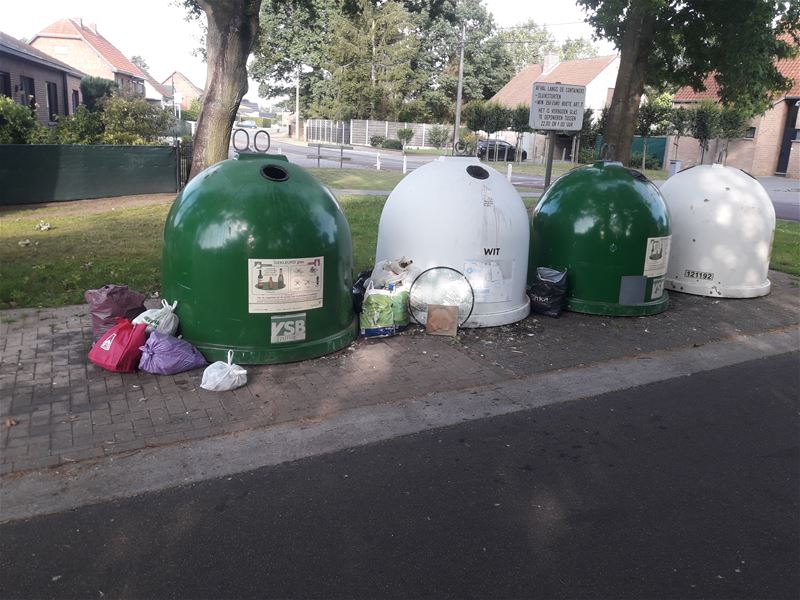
0, 145, 177, 205
593, 135, 667, 165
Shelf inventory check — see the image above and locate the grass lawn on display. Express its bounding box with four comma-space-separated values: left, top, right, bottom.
0, 183, 796, 309
771, 219, 800, 276
504, 160, 668, 181
0, 194, 388, 309
309, 168, 405, 190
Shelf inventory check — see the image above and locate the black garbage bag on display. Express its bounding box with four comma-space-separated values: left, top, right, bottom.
527, 267, 568, 318
84, 284, 147, 342
351, 268, 373, 314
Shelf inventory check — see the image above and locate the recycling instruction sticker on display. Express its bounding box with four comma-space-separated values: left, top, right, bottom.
643, 236, 671, 277
248, 257, 323, 314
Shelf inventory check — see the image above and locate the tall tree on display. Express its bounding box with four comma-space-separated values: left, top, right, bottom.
635, 91, 671, 169
130, 55, 149, 72
182, 0, 262, 178
496, 19, 556, 73
559, 37, 598, 61
577, 0, 800, 165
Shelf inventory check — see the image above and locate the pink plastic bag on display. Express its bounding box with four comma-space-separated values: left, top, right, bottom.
88, 319, 147, 373
84, 284, 146, 342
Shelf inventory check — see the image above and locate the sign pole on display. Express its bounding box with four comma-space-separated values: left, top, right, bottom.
544, 130, 556, 190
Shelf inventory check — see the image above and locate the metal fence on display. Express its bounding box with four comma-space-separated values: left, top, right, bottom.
305, 119, 350, 145
306, 118, 450, 149
177, 142, 192, 190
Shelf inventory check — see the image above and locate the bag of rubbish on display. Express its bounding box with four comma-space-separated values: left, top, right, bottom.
139, 331, 208, 375
351, 269, 373, 314
527, 267, 568, 318
360, 283, 396, 338
132, 299, 179, 335
88, 318, 148, 373
389, 283, 410, 331
84, 284, 147, 342
200, 350, 247, 392
370, 256, 414, 288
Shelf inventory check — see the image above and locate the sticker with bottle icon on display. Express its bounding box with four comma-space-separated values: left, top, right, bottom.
248, 257, 324, 313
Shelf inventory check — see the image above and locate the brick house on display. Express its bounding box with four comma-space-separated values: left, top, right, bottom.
490, 54, 620, 161
0, 31, 85, 125
671, 49, 800, 178
161, 71, 203, 110
29, 18, 146, 98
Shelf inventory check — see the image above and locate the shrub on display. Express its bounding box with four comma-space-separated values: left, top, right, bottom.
629, 152, 661, 170
381, 139, 403, 150
0, 97, 45, 144
396, 127, 414, 148
182, 98, 201, 121
99, 95, 175, 144
370, 134, 386, 147
578, 146, 596, 164
80, 76, 118, 112
53, 106, 104, 144
428, 125, 450, 149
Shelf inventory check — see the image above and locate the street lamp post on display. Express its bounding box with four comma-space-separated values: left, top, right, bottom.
452, 23, 466, 155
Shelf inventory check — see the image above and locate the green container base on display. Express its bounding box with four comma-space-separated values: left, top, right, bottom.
567, 292, 669, 316
193, 318, 358, 365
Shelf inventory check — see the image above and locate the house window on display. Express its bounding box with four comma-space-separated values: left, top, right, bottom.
46, 81, 59, 120
0, 72, 11, 98
744, 127, 756, 139
72, 90, 80, 112
19, 76, 35, 109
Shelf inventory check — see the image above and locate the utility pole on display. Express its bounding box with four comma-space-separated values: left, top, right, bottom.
295, 65, 301, 141
452, 22, 466, 155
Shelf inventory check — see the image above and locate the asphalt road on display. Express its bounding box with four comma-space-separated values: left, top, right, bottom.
1, 352, 797, 600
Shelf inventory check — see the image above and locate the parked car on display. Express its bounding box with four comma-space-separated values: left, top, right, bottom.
477, 139, 527, 161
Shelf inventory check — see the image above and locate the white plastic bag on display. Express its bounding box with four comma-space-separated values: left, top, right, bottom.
132, 300, 179, 335
200, 350, 247, 392
369, 257, 414, 288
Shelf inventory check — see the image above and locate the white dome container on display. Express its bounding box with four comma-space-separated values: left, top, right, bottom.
660, 164, 776, 298
375, 157, 530, 327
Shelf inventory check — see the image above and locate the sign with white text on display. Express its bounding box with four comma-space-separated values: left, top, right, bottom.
530, 83, 586, 131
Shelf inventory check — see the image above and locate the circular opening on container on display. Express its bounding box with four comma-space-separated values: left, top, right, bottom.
261, 164, 289, 182
466, 165, 489, 180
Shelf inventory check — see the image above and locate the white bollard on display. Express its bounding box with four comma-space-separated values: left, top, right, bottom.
278, 147, 282, 154
507, 163, 512, 182
403, 155, 407, 174
376, 153, 381, 170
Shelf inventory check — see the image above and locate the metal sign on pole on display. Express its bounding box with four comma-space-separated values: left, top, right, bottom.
530, 82, 586, 191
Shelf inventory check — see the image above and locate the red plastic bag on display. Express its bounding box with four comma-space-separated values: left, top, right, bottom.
84, 284, 147, 342
88, 319, 148, 373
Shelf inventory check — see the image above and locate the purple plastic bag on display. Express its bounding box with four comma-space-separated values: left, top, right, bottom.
138, 331, 208, 375
84, 284, 147, 342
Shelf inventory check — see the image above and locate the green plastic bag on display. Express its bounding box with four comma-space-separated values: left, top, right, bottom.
360, 286, 395, 338
391, 287, 410, 330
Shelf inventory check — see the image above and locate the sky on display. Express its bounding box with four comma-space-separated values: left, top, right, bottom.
2, 0, 616, 103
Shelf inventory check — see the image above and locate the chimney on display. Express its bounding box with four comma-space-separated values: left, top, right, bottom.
89, 23, 98, 34
543, 53, 560, 74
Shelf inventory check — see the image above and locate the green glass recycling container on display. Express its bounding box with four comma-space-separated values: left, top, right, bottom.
529, 161, 672, 316
162, 153, 357, 363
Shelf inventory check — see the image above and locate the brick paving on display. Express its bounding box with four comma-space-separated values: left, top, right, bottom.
1, 269, 798, 476
0, 305, 508, 475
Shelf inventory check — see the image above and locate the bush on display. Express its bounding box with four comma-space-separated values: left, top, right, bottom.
629, 152, 661, 170
53, 105, 103, 144
0, 97, 45, 144
381, 139, 403, 150
370, 135, 385, 147
182, 98, 201, 121
428, 125, 450, 149
578, 146, 596, 164
396, 127, 414, 147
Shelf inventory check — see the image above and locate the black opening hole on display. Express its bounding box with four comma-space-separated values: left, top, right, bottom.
466, 165, 489, 180
261, 164, 289, 182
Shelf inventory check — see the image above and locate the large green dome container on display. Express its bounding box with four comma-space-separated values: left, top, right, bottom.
529, 161, 671, 316
162, 153, 357, 364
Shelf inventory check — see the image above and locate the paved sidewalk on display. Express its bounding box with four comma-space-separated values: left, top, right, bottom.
1, 271, 798, 477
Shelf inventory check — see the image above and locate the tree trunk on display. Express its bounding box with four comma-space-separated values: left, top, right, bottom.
190, 0, 262, 179
602, 1, 657, 166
